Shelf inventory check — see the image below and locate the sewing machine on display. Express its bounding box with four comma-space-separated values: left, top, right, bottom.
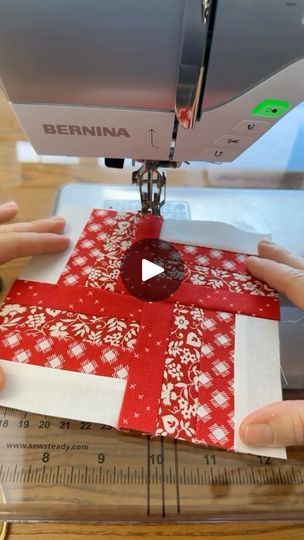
1, 2, 304, 530
0, 0, 304, 214
0, 0, 304, 381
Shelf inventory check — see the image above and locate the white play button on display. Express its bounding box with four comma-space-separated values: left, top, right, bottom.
141, 258, 164, 282
121, 238, 184, 301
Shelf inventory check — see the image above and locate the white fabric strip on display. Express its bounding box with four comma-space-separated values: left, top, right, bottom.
0, 360, 125, 427
234, 315, 286, 459
20, 205, 271, 286
160, 220, 271, 255
20, 205, 92, 284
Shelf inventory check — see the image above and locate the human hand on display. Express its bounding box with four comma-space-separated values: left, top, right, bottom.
0, 201, 69, 265
239, 240, 304, 447
0, 201, 70, 390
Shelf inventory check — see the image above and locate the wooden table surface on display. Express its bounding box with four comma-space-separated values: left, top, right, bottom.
1, 89, 304, 538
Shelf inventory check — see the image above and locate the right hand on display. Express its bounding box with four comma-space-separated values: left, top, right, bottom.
239, 240, 304, 448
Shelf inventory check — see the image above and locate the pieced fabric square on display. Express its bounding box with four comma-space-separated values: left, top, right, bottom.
0, 209, 284, 457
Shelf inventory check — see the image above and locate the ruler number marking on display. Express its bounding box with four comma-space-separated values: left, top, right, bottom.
39, 420, 50, 429
203, 454, 217, 465
149, 453, 163, 465
97, 453, 105, 464
80, 422, 92, 430
19, 419, 30, 428
59, 421, 70, 430
42, 452, 50, 463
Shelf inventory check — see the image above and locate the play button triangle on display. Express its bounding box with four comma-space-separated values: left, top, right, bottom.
120, 238, 184, 302
141, 258, 164, 282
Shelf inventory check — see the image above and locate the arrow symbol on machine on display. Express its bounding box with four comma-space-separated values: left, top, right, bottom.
148, 128, 159, 148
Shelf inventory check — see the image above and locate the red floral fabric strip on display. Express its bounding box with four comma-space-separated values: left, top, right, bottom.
8, 276, 279, 324
155, 306, 235, 450
0, 303, 137, 379
168, 282, 280, 320
118, 301, 174, 433
155, 304, 203, 442
181, 261, 276, 297
6, 280, 143, 321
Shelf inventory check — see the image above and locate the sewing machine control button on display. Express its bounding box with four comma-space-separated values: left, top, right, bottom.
251, 98, 290, 118
232, 120, 270, 136
213, 134, 253, 148
199, 148, 242, 163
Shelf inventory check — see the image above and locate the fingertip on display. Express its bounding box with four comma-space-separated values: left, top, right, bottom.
239, 401, 304, 448
239, 412, 256, 440
0, 201, 19, 223
240, 423, 274, 447
30, 233, 70, 256
246, 255, 258, 263
61, 235, 70, 245
239, 418, 247, 442
239, 408, 275, 447
239, 403, 277, 443
50, 218, 66, 234
257, 239, 276, 256
1, 200, 19, 210
246, 255, 260, 272
258, 239, 274, 246
51, 215, 65, 223
239, 414, 256, 445
54, 235, 70, 250
61, 234, 70, 242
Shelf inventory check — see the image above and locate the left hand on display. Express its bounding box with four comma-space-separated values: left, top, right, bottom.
0, 201, 70, 391
0, 201, 69, 264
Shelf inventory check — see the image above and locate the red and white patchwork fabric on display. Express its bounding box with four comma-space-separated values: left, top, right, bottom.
0, 209, 280, 452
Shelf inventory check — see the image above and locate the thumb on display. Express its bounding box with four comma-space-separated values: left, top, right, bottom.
239, 401, 304, 447
0, 366, 4, 391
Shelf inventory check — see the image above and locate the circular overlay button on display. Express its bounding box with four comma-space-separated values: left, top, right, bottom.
120, 238, 185, 302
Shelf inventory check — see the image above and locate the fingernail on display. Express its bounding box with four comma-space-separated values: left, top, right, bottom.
2, 201, 17, 208
52, 215, 65, 221
260, 239, 274, 245
244, 423, 274, 447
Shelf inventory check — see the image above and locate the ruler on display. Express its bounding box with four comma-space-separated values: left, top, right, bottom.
0, 404, 304, 522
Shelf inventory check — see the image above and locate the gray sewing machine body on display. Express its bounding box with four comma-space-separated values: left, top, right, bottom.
0, 0, 304, 212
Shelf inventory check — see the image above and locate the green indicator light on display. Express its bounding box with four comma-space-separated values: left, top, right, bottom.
251, 99, 290, 118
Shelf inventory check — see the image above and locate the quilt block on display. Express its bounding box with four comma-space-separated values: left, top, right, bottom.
0, 209, 284, 457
